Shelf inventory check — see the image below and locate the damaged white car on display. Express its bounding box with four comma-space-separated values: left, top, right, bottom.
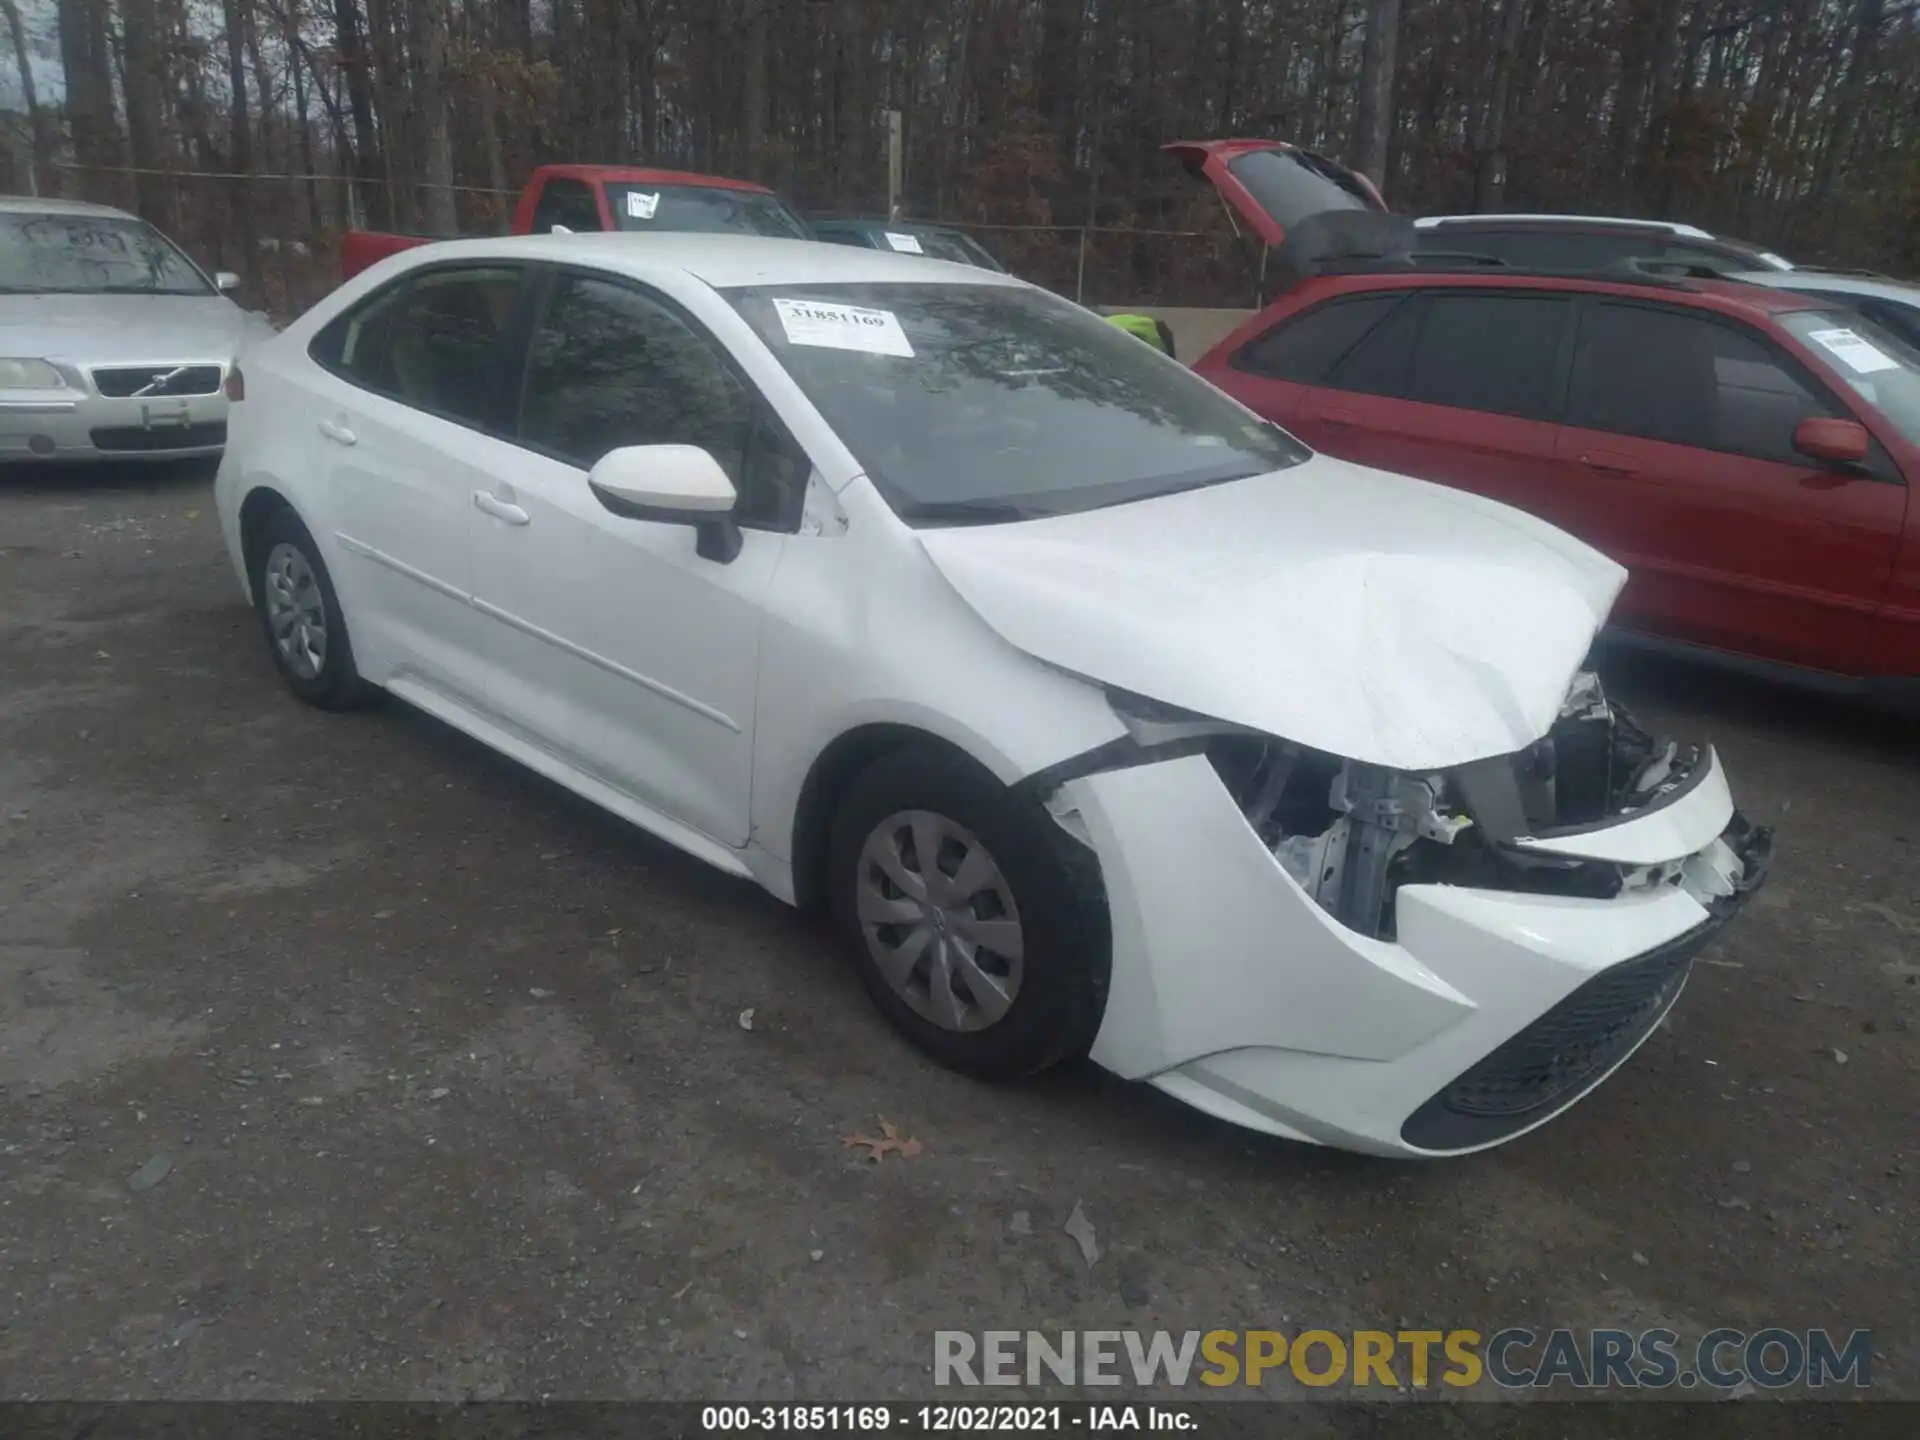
213, 235, 1771, 1157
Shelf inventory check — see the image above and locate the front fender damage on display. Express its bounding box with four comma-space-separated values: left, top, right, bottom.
1025, 672, 1772, 942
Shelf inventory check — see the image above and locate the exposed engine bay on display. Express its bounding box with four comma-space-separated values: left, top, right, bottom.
1196, 670, 1766, 940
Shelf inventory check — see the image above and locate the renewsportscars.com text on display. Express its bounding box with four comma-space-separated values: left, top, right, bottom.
933, 1327, 1873, 1391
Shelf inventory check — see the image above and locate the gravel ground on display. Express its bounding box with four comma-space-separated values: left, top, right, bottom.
0, 462, 1914, 1410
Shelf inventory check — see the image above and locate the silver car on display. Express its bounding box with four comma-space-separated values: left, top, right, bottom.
1, 196, 275, 464
1728, 268, 1920, 352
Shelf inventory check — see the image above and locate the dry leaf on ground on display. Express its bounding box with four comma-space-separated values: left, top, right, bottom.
842, 1118, 924, 1162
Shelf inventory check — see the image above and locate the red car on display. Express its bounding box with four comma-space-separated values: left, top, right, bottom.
340, 164, 812, 280
1196, 265, 1920, 694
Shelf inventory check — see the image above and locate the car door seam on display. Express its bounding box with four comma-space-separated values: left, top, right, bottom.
465, 595, 742, 733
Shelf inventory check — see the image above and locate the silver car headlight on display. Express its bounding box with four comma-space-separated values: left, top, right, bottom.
0, 358, 65, 389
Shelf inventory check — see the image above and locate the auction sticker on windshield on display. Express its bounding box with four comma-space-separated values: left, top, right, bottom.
1808, 327, 1898, 375
626, 191, 660, 220
772, 298, 914, 357
884, 232, 925, 254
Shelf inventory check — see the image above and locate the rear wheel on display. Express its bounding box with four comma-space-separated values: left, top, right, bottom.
827, 746, 1108, 1079
252, 505, 375, 710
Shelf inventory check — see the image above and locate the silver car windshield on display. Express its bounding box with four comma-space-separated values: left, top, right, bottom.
1782, 309, 1920, 450
0, 212, 213, 296
723, 281, 1308, 524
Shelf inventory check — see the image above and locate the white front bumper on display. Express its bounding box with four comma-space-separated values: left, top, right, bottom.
1068, 748, 1753, 1157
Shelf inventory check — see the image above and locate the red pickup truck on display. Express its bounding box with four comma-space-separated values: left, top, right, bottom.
340, 163, 814, 280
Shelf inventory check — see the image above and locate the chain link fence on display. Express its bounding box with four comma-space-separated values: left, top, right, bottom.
44, 162, 1265, 324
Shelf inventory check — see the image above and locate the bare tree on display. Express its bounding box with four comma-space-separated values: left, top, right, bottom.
1351, 0, 1401, 195
1, 0, 48, 191
413, 0, 458, 234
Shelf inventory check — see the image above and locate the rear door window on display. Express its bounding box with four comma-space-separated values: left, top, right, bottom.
311, 265, 526, 429
1403, 293, 1570, 420
1323, 289, 1570, 420
1566, 301, 1842, 463
1235, 294, 1403, 383
1325, 292, 1426, 398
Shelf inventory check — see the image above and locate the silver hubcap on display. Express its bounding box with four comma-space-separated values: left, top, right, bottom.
263, 542, 327, 681
855, 810, 1024, 1033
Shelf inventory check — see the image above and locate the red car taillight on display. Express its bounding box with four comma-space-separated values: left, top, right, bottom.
225, 366, 245, 402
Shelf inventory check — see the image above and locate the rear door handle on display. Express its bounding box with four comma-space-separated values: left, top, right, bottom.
317, 418, 357, 447
472, 491, 530, 526
1580, 450, 1637, 477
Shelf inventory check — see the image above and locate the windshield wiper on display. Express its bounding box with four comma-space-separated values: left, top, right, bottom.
900, 499, 1055, 526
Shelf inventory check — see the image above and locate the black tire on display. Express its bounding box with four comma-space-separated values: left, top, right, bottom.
827, 745, 1109, 1079
252, 505, 377, 710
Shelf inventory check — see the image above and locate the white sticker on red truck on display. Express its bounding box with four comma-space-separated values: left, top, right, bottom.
626, 191, 660, 220
771, 298, 914, 357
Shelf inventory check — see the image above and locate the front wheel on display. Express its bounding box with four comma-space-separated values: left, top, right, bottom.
827, 746, 1108, 1079
252, 505, 375, 710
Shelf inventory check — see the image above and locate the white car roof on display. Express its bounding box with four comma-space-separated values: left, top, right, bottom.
380, 231, 1026, 291
1414, 213, 1717, 241
0, 194, 139, 221
1727, 270, 1920, 306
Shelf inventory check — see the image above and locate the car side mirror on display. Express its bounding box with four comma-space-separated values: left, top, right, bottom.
587, 443, 743, 563
1793, 416, 1870, 467
215, 271, 242, 294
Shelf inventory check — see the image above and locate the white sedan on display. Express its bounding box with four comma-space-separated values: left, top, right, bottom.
212, 234, 1770, 1157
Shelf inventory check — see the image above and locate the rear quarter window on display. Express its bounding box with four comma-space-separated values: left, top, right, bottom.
1234, 294, 1403, 383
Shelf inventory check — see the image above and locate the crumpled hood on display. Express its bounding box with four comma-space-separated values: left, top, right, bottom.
916, 455, 1627, 771
0, 293, 270, 366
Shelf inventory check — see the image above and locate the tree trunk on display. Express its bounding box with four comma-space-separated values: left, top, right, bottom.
284, 4, 323, 230
1034, 0, 1080, 175
414, 0, 459, 234
744, 0, 769, 176
1472, 0, 1528, 210
117, 0, 167, 219
0, 0, 48, 193
221, 0, 260, 286
1607, 0, 1657, 208
331, 0, 386, 226
1635, 0, 1686, 200
1811, 0, 1883, 211
366, 0, 413, 227
57, 0, 119, 186
1351, 0, 1400, 195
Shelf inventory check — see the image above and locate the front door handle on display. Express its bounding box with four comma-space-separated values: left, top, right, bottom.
318, 418, 357, 447
472, 491, 530, 526
1320, 405, 1360, 426
1581, 449, 1638, 477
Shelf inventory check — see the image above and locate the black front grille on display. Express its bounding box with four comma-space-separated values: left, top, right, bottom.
1400, 919, 1718, 1153
90, 421, 228, 452
91, 364, 223, 398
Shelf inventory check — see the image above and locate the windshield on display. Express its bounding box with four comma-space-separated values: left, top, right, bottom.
1225, 148, 1379, 234
724, 281, 1308, 523
605, 183, 810, 240
1782, 309, 1920, 449
0, 211, 213, 295
889, 228, 1006, 271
